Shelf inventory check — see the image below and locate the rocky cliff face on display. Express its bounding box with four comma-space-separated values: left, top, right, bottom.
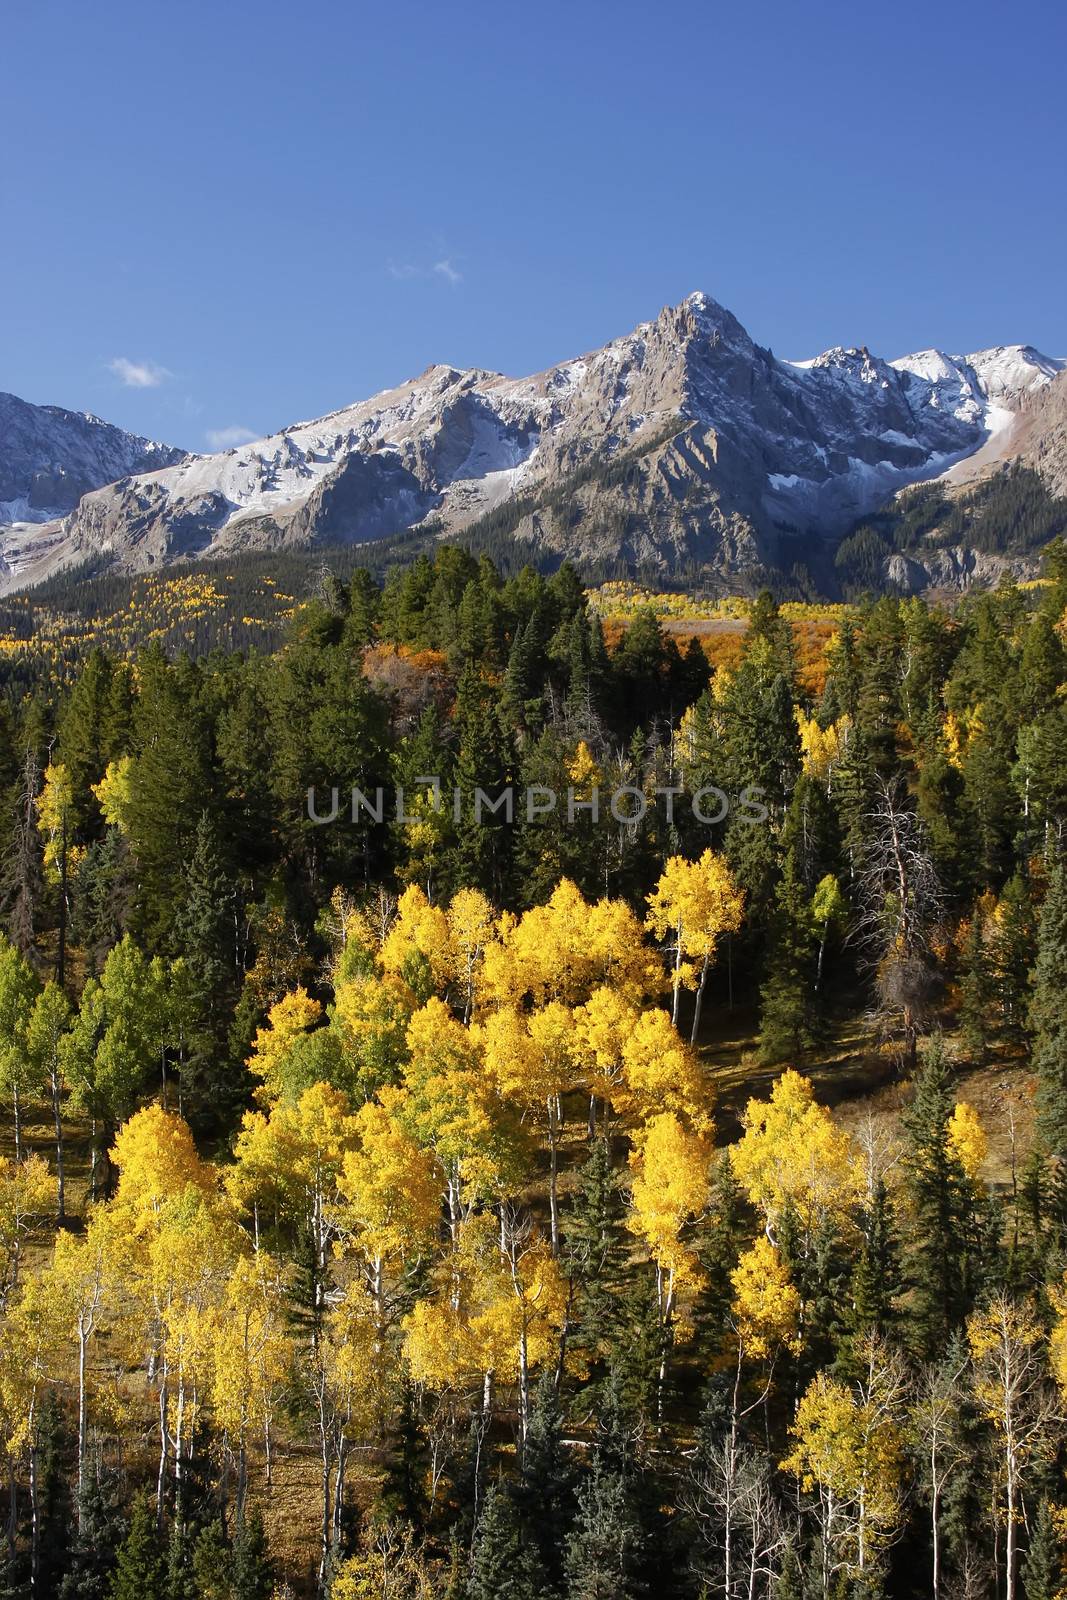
3, 295, 1063, 591
0, 391, 184, 520
1008, 370, 1067, 497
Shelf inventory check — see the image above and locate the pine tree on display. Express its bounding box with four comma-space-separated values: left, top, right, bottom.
468, 1483, 549, 1600
993, 873, 1037, 1050
959, 903, 997, 1065
844, 1180, 901, 1366
165, 1518, 196, 1600
773, 1540, 803, 1600
564, 1464, 646, 1600
232, 1509, 274, 1600
758, 849, 816, 1064
518, 1372, 575, 1591
901, 1038, 973, 1356
109, 1493, 166, 1600
190, 1519, 231, 1600
564, 1138, 628, 1364
58, 1464, 123, 1599
1033, 866, 1067, 1154
1021, 1498, 1059, 1600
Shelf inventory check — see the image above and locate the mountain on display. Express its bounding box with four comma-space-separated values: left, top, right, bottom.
0, 392, 185, 581
1003, 368, 1067, 496
3, 296, 1063, 593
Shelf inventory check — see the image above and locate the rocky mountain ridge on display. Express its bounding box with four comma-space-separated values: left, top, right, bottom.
2, 295, 1063, 593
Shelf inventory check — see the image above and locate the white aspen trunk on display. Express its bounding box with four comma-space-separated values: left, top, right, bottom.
77, 1320, 89, 1523
548, 1106, 560, 1254
156, 1365, 169, 1522
671, 922, 684, 1025
931, 1445, 940, 1600
690, 949, 711, 1045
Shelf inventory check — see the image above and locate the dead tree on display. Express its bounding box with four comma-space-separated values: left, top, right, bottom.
852, 776, 944, 1071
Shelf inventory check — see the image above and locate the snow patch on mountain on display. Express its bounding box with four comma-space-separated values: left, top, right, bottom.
4, 296, 1066, 591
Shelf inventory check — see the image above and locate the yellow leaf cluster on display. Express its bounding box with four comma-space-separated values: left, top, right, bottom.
731, 1070, 863, 1238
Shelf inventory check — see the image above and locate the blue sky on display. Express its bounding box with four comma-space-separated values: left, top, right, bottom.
4, 0, 1065, 452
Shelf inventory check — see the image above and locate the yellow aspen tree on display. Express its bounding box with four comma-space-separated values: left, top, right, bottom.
331, 970, 414, 1100
401, 1000, 522, 1243
446, 886, 497, 1022
628, 1111, 712, 1417
0, 936, 41, 1162
620, 1006, 712, 1132
583, 893, 666, 1005
246, 986, 324, 1103
335, 1087, 441, 1336
109, 1103, 215, 1224
310, 1280, 378, 1584
729, 1236, 802, 1364
25, 980, 74, 1221
0, 1267, 63, 1587
495, 1218, 569, 1442
812, 874, 847, 996
228, 1083, 359, 1334
481, 880, 661, 1012
967, 1297, 1058, 1600
0, 1154, 55, 1309
946, 1100, 988, 1183
731, 1070, 863, 1249
403, 1212, 565, 1443
781, 1364, 905, 1589
35, 761, 82, 985
572, 985, 638, 1135
715, 1237, 801, 1599
210, 1252, 294, 1511
796, 710, 851, 793
379, 885, 453, 997
480, 1002, 576, 1250
141, 1196, 240, 1522
331, 1522, 436, 1600
646, 850, 744, 1043
91, 755, 135, 832
45, 1215, 119, 1517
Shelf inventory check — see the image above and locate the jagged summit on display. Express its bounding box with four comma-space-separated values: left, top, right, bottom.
2, 294, 1064, 592
0, 391, 185, 523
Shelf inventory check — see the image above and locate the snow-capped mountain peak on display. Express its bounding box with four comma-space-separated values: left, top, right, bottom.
3, 295, 1065, 592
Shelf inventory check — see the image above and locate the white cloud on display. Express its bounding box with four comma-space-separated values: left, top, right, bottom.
108, 356, 171, 389
387, 255, 464, 286
206, 425, 258, 450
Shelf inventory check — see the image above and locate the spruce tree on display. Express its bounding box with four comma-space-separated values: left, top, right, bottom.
993, 873, 1037, 1050
108, 1493, 166, 1600
758, 849, 816, 1064
59, 1465, 123, 1599
843, 1179, 901, 1367
773, 1540, 803, 1600
190, 1519, 231, 1600
232, 1509, 274, 1600
1022, 1498, 1059, 1600
564, 1464, 646, 1600
563, 1138, 627, 1366
518, 1372, 575, 1591
468, 1483, 549, 1600
959, 902, 997, 1064
901, 1037, 973, 1356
